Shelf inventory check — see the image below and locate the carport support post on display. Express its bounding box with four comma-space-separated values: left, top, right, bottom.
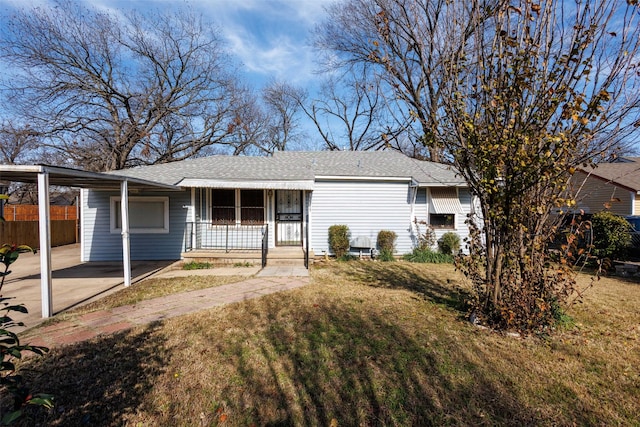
120, 180, 132, 287
37, 172, 53, 318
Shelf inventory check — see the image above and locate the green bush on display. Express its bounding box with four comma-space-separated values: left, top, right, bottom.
403, 248, 454, 264
591, 211, 631, 261
438, 232, 461, 255
378, 248, 395, 262
328, 225, 351, 258
377, 230, 397, 253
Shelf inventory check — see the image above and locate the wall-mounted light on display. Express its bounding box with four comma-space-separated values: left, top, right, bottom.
267, 189, 273, 197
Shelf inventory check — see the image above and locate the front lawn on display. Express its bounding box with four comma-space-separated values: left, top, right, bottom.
9, 261, 640, 426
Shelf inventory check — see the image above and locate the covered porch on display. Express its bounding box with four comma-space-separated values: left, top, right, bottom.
180, 183, 314, 268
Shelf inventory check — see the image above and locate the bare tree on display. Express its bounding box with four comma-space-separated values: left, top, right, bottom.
315, 0, 502, 160
0, 1, 242, 171
297, 69, 405, 152
0, 122, 40, 165
262, 81, 306, 153
228, 81, 306, 156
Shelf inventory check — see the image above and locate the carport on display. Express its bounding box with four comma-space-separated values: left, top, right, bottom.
0, 164, 181, 318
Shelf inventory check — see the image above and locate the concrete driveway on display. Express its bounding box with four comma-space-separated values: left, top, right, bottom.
1, 244, 175, 331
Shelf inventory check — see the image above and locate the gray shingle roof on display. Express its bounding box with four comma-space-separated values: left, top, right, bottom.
107, 150, 464, 187
581, 158, 640, 192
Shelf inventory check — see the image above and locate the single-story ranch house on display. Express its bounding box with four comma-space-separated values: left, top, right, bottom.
81, 150, 474, 265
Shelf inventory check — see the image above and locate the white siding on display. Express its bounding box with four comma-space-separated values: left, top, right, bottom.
311, 181, 473, 255
311, 180, 414, 254
413, 187, 472, 250
573, 172, 633, 216
83, 189, 190, 261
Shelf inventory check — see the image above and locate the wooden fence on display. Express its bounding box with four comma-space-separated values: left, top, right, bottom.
2, 205, 78, 221
0, 220, 78, 249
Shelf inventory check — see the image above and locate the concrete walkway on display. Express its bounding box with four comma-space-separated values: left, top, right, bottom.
3, 244, 309, 334
22, 274, 311, 348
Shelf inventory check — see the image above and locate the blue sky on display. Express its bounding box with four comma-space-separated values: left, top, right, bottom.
0, 0, 333, 90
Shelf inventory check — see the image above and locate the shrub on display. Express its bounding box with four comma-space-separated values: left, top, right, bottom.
403, 248, 454, 264
378, 249, 395, 262
328, 225, 351, 258
438, 232, 461, 255
591, 211, 631, 261
377, 230, 397, 253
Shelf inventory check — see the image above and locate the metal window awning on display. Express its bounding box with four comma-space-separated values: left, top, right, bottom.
429, 187, 463, 213
0, 164, 181, 318
179, 178, 315, 190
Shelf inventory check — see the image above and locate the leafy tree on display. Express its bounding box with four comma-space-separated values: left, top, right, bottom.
317, 0, 640, 331
441, 0, 640, 331
0, 1, 244, 171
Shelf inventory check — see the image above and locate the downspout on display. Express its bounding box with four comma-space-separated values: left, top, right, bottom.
409, 181, 418, 242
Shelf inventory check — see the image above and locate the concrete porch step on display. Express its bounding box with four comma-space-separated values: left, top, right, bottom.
181, 247, 313, 267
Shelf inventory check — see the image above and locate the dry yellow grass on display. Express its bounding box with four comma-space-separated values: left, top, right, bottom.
10, 261, 640, 426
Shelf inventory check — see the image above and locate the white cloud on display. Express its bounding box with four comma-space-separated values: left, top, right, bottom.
193, 0, 334, 86
0, 0, 332, 88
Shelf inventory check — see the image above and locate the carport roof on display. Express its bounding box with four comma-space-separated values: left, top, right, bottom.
0, 164, 181, 191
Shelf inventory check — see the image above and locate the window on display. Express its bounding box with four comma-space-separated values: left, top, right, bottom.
430, 213, 455, 229
240, 190, 265, 224
428, 187, 461, 230
210, 189, 265, 225
111, 196, 169, 234
212, 189, 235, 224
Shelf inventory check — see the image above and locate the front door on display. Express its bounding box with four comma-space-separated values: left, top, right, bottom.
276, 190, 302, 246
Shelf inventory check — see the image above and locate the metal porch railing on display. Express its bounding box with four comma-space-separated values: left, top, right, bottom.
185, 222, 265, 252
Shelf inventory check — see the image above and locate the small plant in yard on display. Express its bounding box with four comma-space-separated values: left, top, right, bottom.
377, 249, 395, 262
0, 243, 53, 424
438, 232, 460, 255
413, 219, 436, 250
233, 262, 252, 268
182, 261, 212, 270
328, 225, 351, 258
